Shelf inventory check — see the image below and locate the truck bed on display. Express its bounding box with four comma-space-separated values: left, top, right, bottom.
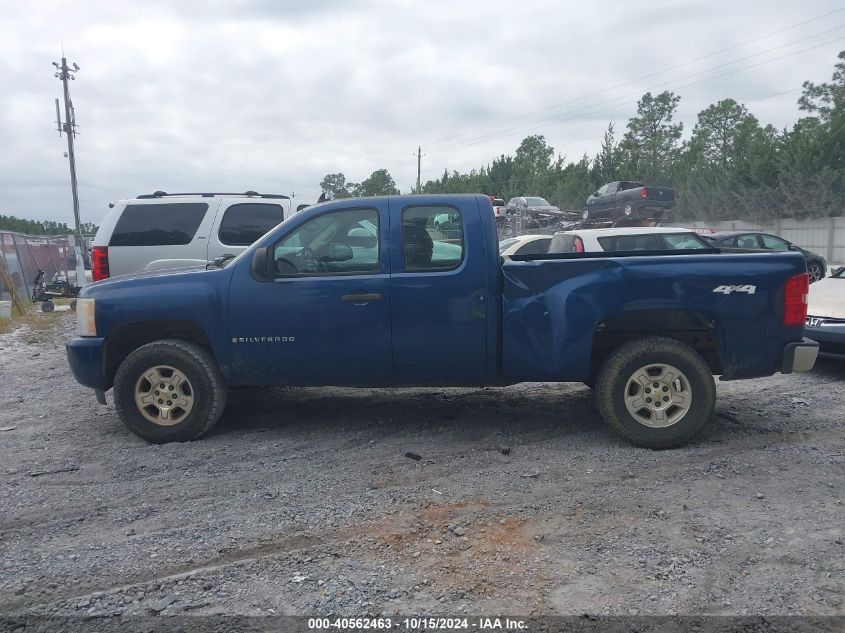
500, 250, 808, 382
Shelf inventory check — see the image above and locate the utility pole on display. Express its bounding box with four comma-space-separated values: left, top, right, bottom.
53, 56, 86, 287
414, 146, 425, 193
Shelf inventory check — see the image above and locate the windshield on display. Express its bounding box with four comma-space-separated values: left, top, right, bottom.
524, 197, 551, 206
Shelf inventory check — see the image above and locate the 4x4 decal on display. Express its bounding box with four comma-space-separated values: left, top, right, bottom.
712, 285, 756, 295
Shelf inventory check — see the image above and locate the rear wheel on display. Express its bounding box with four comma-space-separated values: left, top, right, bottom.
623, 202, 634, 217
807, 261, 824, 283
40, 301, 55, 313
595, 337, 715, 449
113, 339, 227, 443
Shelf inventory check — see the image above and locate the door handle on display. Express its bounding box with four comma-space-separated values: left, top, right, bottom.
342, 293, 382, 303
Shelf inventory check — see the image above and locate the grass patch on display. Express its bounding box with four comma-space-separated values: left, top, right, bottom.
0, 299, 71, 340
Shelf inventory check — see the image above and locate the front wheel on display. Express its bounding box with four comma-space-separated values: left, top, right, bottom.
595, 337, 715, 449
113, 339, 227, 443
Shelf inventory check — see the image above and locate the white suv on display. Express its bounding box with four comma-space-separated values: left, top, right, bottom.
90, 191, 292, 280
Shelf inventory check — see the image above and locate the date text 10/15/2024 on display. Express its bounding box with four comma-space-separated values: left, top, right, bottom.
307, 617, 527, 630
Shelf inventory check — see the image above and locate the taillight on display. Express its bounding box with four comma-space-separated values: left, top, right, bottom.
640, 187, 648, 199
783, 272, 809, 326
91, 246, 109, 281
573, 237, 584, 253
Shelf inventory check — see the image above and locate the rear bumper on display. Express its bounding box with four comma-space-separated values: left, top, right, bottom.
66, 336, 107, 390
780, 337, 820, 373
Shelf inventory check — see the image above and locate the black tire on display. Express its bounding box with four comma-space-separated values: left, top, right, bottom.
113, 339, 227, 443
70, 299, 77, 311
595, 337, 715, 449
807, 261, 824, 283
41, 301, 55, 313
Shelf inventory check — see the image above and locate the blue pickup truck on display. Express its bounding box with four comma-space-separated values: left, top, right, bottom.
66, 194, 818, 449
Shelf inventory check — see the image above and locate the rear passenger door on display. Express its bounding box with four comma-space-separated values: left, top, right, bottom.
206, 199, 287, 260
389, 198, 488, 385
106, 199, 220, 276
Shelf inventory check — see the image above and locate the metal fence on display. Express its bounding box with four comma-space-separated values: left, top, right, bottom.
0, 232, 78, 308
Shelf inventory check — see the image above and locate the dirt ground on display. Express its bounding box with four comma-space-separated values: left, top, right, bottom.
0, 312, 843, 620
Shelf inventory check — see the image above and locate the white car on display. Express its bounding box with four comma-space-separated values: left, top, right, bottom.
90, 191, 293, 280
499, 234, 553, 257
805, 267, 845, 360
549, 227, 712, 253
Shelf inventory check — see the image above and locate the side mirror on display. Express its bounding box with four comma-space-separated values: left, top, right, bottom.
250, 246, 274, 281
593, 191, 600, 197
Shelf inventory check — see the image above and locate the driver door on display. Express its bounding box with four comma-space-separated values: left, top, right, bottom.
226, 201, 392, 386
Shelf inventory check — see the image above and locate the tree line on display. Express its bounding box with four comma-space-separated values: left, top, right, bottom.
0, 215, 98, 236
320, 50, 845, 222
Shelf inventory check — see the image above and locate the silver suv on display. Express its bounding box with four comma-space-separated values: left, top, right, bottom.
90, 191, 292, 280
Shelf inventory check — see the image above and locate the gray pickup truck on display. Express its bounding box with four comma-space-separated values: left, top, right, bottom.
583, 181, 675, 225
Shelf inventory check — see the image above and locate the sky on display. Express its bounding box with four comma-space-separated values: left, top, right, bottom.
1, 0, 844, 225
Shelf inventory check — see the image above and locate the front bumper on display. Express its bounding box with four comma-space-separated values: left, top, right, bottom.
804, 320, 845, 360
66, 336, 107, 390
780, 337, 820, 373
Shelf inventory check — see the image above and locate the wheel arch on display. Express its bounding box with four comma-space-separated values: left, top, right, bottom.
102, 320, 213, 390
589, 308, 723, 381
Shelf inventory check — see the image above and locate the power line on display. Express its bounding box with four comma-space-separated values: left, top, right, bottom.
422, 7, 845, 149
426, 30, 845, 154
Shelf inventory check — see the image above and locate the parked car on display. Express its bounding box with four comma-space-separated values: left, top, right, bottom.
583, 181, 675, 225
703, 232, 827, 282
90, 191, 293, 280
67, 194, 817, 449
505, 196, 564, 228
499, 234, 552, 257
804, 266, 845, 359
549, 227, 713, 254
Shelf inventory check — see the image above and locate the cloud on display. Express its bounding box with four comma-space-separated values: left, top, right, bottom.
0, 0, 842, 224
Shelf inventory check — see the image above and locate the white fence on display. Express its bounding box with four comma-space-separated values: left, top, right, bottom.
675, 217, 845, 263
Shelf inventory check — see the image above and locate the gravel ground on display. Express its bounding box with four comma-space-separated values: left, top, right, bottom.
0, 312, 843, 620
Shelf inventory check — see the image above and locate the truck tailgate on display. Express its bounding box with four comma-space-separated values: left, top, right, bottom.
646, 186, 674, 202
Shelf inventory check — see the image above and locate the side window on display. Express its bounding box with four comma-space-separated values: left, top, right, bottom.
661, 233, 709, 250
218, 203, 285, 246
735, 234, 759, 249
273, 208, 379, 276
549, 234, 573, 253
402, 205, 464, 272
109, 203, 209, 246
760, 234, 789, 251
515, 237, 551, 256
